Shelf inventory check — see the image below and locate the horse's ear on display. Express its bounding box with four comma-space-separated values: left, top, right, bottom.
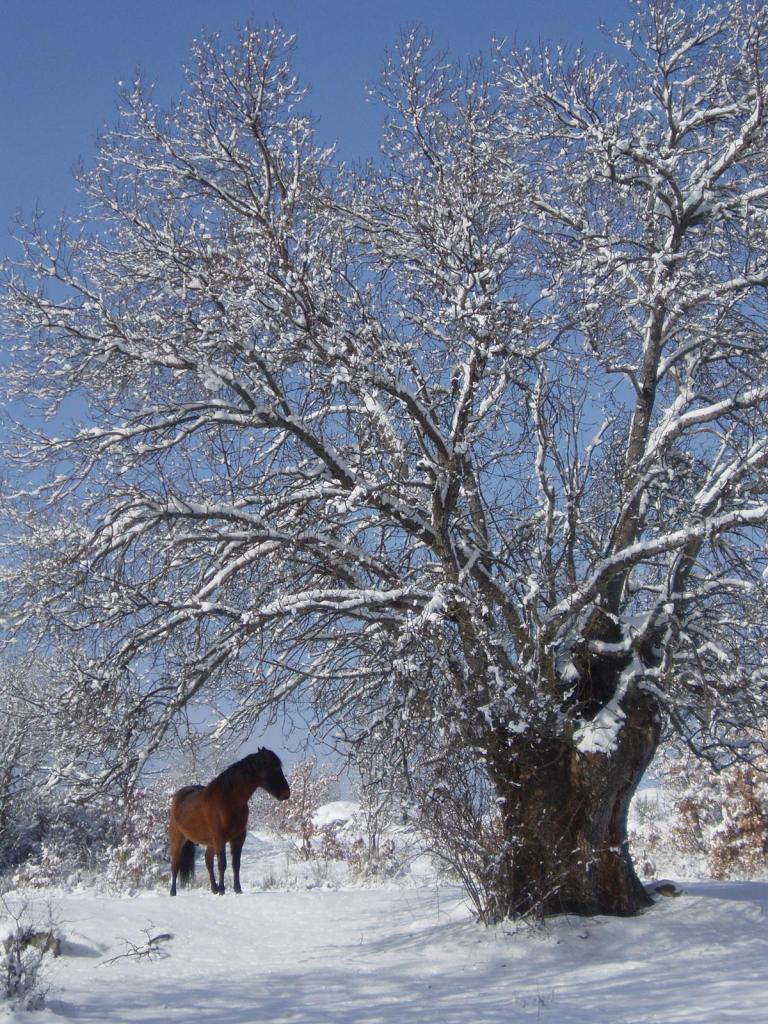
258, 747, 264, 754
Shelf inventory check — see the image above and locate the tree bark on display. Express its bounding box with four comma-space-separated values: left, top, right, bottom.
485, 691, 661, 919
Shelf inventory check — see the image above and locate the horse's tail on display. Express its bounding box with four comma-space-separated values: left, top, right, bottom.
178, 840, 196, 888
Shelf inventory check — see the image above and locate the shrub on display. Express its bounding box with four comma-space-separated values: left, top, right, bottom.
252, 758, 339, 857
0, 899, 61, 1012
629, 746, 768, 881
707, 768, 768, 879
6, 780, 171, 893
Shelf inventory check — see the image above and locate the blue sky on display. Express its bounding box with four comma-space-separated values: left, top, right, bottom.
1, 0, 623, 259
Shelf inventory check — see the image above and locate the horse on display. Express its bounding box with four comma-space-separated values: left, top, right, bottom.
169, 748, 290, 896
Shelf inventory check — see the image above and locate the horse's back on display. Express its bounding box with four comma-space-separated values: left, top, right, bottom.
170, 785, 207, 834
172, 784, 205, 804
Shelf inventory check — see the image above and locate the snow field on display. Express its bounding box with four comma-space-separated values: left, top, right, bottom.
1, 833, 766, 1023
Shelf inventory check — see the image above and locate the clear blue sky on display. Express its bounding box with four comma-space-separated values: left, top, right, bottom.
0, 0, 623, 258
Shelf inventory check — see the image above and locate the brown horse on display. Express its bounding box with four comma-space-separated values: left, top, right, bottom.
169, 748, 290, 896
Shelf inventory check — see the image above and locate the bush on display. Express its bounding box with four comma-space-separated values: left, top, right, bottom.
629, 748, 768, 881
6, 780, 171, 894
251, 758, 339, 857
706, 767, 768, 879
0, 899, 61, 1012
394, 753, 516, 924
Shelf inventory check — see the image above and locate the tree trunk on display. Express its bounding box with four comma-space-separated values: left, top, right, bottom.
484, 692, 661, 920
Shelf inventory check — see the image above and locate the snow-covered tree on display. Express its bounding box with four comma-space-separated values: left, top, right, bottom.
253, 757, 338, 856
3, 2, 768, 918
0, 659, 51, 867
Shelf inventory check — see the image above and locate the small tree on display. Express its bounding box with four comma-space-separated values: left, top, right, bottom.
254, 758, 337, 856
344, 742, 405, 876
0, 659, 58, 871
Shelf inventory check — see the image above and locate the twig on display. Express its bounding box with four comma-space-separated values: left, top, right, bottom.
100, 926, 173, 966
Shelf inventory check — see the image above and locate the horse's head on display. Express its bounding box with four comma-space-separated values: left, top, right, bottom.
254, 748, 291, 801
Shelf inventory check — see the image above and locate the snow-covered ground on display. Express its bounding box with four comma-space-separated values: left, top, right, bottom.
2, 828, 766, 1024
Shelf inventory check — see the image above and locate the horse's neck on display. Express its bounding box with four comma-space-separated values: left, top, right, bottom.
221, 771, 261, 804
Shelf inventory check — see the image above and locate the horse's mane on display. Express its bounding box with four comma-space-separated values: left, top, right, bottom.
212, 748, 275, 787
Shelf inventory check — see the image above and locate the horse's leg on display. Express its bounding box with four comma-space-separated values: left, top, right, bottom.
204, 846, 219, 894
169, 823, 184, 897
215, 843, 227, 895
230, 831, 247, 894
169, 846, 178, 897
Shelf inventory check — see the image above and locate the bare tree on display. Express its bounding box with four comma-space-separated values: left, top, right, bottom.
253, 757, 338, 857
0, 659, 55, 868
2, 3, 768, 918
